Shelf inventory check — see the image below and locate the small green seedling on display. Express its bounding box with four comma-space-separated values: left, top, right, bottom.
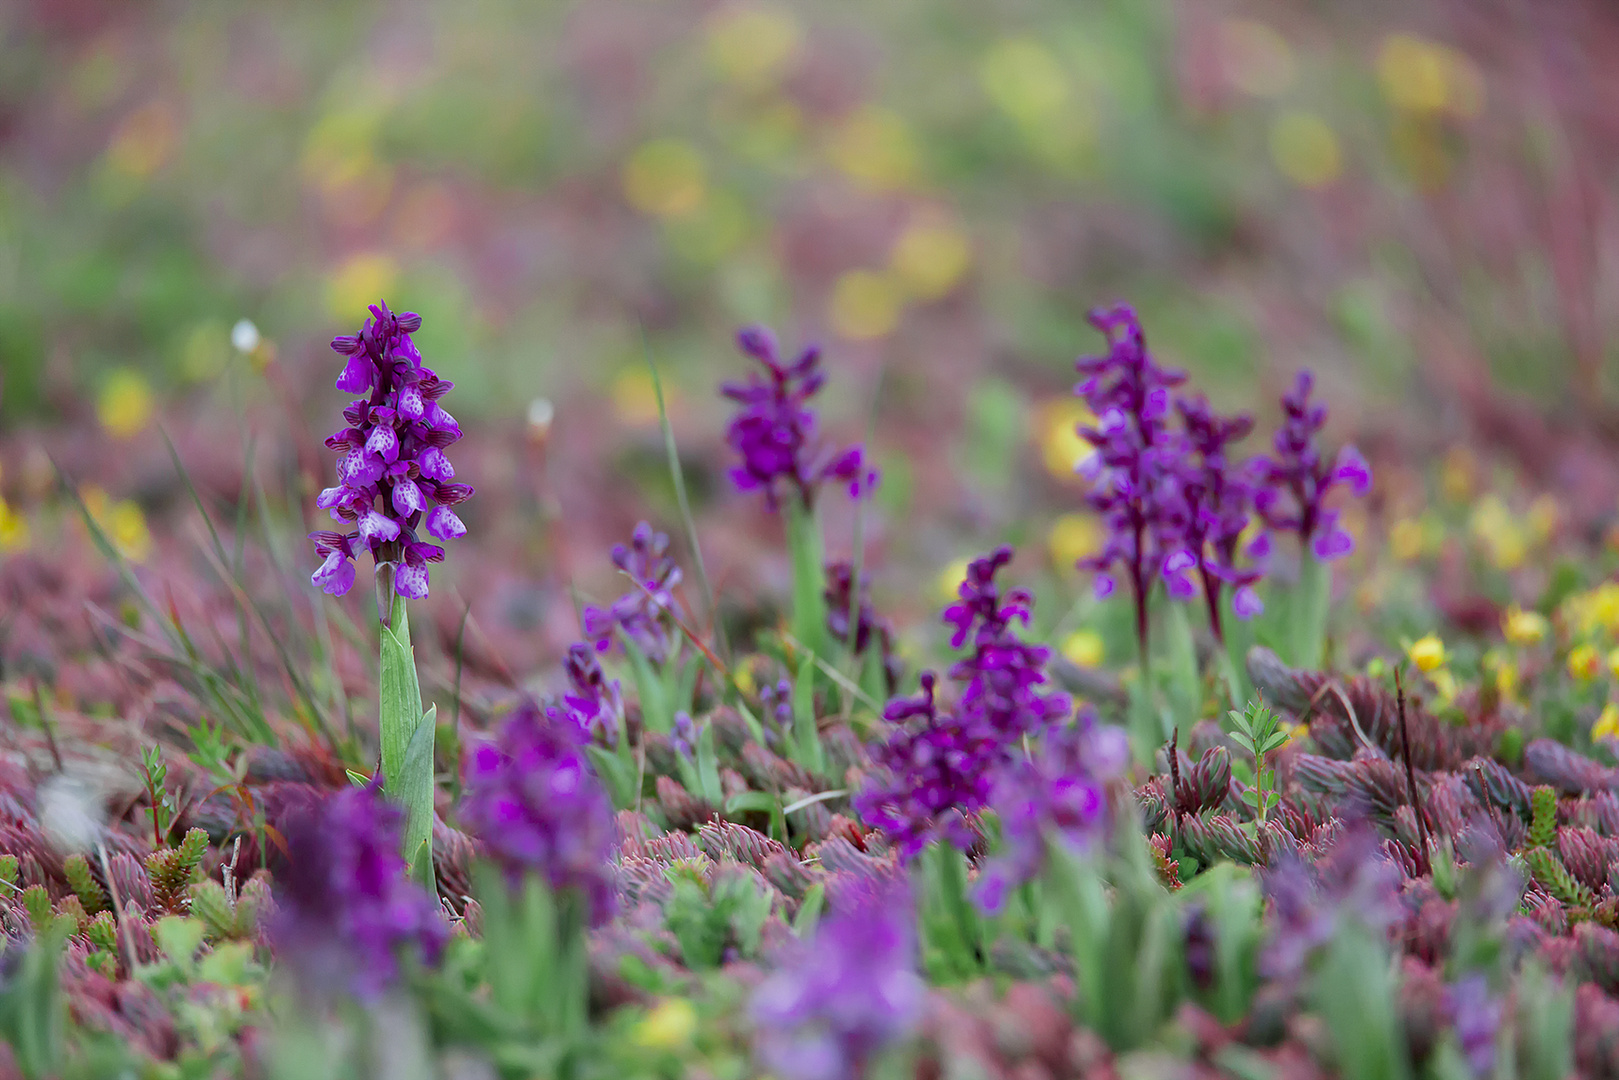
1228, 699, 1289, 827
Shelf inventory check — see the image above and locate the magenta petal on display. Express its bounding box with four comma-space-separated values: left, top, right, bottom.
1332, 445, 1373, 497
358, 510, 401, 544
392, 478, 424, 517
1311, 526, 1354, 561
336, 355, 373, 393
1232, 585, 1264, 619
427, 505, 466, 540
1093, 574, 1116, 600
398, 384, 425, 421
394, 561, 429, 599
312, 551, 355, 596
365, 424, 399, 464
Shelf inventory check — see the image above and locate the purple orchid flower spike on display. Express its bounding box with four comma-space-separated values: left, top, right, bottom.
1255, 370, 1372, 561
270, 782, 446, 1000
457, 699, 617, 923
1072, 303, 1189, 664
581, 522, 685, 664
1171, 394, 1266, 641
721, 324, 878, 512
309, 302, 472, 610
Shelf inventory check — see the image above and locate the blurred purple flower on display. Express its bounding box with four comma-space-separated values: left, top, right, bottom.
563, 642, 621, 742
722, 325, 877, 512
751, 879, 925, 1080
1447, 974, 1501, 1079
945, 546, 1071, 744
974, 709, 1129, 914
856, 673, 998, 860
582, 522, 683, 663
1255, 371, 1371, 561
1171, 395, 1266, 640
310, 302, 472, 601
458, 700, 617, 924
860, 549, 1072, 861
1072, 304, 1189, 660
271, 782, 446, 999
1259, 822, 1401, 979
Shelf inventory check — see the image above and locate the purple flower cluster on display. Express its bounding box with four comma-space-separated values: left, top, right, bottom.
562, 642, 621, 742
271, 782, 446, 999
582, 522, 684, 664
944, 546, 1072, 744
751, 879, 925, 1080
457, 700, 617, 924
824, 560, 901, 694
857, 672, 999, 858
1071, 304, 1373, 647
1255, 371, 1373, 561
859, 548, 1080, 860
310, 302, 472, 601
1170, 395, 1267, 639
1072, 304, 1190, 655
721, 325, 876, 512
974, 708, 1130, 914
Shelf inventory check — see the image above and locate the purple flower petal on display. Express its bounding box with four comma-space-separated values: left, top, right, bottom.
1232, 585, 1264, 619
426, 504, 466, 540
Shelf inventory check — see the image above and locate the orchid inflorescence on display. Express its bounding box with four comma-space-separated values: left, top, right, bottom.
309, 302, 473, 603
1073, 303, 1371, 649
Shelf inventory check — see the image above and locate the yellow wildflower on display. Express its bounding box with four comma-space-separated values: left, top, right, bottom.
1428, 667, 1459, 707
1269, 110, 1342, 189
1037, 399, 1096, 482
1048, 513, 1103, 574
1596, 703, 1619, 743
1389, 518, 1425, 562
1407, 633, 1446, 673
97, 369, 155, 439
1060, 629, 1104, 669
1569, 643, 1602, 682
634, 998, 697, 1050
0, 498, 27, 553
828, 270, 904, 340
1502, 605, 1549, 646
1608, 648, 1619, 682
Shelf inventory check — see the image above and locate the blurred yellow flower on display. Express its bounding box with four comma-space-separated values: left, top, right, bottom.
83, 486, 152, 563
1570, 643, 1602, 682
1429, 667, 1459, 707
889, 217, 971, 301
0, 498, 28, 553
97, 369, 154, 439
326, 253, 398, 320
829, 270, 903, 340
1565, 582, 1619, 639
1376, 34, 1485, 119
1269, 111, 1342, 189
1608, 648, 1619, 682
826, 106, 919, 191
705, 4, 802, 89
937, 557, 969, 602
1469, 495, 1526, 570
1048, 513, 1103, 573
1060, 629, 1104, 668
1440, 445, 1475, 503
1596, 703, 1619, 743
1485, 651, 1519, 703
1037, 399, 1096, 482
1502, 606, 1549, 646
1407, 633, 1446, 673
1217, 19, 1297, 98
105, 101, 180, 180
634, 998, 697, 1050
611, 368, 663, 427
1527, 494, 1561, 545
1389, 517, 1425, 562
623, 139, 707, 219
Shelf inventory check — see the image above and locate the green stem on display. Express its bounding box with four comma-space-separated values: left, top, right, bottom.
1293, 551, 1332, 670
379, 591, 434, 887
785, 498, 828, 662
